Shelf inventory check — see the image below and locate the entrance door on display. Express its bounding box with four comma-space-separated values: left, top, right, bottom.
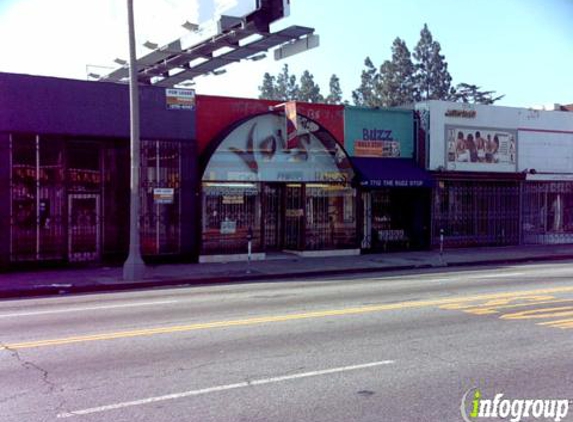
263, 184, 306, 252
263, 183, 283, 251
284, 184, 304, 250
68, 194, 100, 262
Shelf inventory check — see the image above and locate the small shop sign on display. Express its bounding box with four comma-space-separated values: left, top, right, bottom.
166, 88, 195, 110
444, 109, 477, 118
220, 220, 237, 234
285, 209, 304, 218
153, 188, 174, 204
222, 195, 244, 205
354, 140, 401, 158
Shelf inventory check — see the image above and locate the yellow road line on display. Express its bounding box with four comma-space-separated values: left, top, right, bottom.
500, 306, 573, 320
3, 285, 573, 350
440, 298, 573, 315
538, 318, 573, 329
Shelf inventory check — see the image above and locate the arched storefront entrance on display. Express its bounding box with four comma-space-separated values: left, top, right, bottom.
200, 112, 358, 260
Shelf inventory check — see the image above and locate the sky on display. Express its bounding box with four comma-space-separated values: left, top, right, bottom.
0, 0, 572, 108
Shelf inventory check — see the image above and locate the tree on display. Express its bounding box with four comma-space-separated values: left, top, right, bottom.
451, 83, 505, 104
378, 37, 416, 107
412, 24, 452, 101
352, 57, 382, 107
298, 70, 324, 103
275, 64, 299, 101
325, 74, 343, 104
258, 72, 277, 100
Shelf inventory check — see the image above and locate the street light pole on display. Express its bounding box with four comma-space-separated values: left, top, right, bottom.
123, 0, 145, 280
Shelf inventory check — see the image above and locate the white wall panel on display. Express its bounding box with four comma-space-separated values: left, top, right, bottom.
519, 130, 573, 173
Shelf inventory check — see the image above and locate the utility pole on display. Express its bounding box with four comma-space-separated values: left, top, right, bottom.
123, 0, 145, 280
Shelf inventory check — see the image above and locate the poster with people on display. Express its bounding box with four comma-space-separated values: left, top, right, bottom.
446, 126, 517, 172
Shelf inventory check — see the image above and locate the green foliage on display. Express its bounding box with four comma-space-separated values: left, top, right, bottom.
258, 72, 277, 100
351, 57, 382, 107
298, 70, 324, 103
413, 24, 453, 101
325, 74, 343, 104
257, 24, 503, 106
451, 83, 505, 104
352, 24, 503, 106
379, 37, 416, 107
275, 64, 299, 101
258, 66, 340, 103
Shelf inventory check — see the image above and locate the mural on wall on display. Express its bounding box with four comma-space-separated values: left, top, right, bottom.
203, 113, 354, 183
445, 126, 517, 172
196, 96, 344, 154
344, 107, 414, 158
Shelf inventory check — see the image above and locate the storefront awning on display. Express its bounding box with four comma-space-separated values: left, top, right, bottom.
351, 158, 434, 188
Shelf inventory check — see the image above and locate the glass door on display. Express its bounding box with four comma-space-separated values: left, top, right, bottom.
68, 194, 100, 262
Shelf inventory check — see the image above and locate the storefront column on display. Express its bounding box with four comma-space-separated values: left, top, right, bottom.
180, 142, 199, 261
518, 181, 524, 245
361, 191, 371, 249
0, 134, 10, 268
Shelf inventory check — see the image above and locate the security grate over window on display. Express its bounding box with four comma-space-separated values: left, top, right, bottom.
432, 181, 520, 248
140, 140, 182, 256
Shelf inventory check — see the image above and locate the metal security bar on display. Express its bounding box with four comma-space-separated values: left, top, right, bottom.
522, 182, 573, 244
202, 183, 261, 255
102, 143, 130, 259
305, 184, 356, 250
284, 184, 304, 250
432, 181, 520, 248
10, 135, 66, 262
140, 140, 182, 256
68, 194, 100, 262
262, 183, 282, 251
66, 141, 102, 262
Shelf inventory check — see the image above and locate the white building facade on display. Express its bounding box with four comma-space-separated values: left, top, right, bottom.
417, 100, 573, 247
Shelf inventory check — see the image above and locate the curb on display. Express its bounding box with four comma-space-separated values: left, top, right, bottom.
2, 253, 573, 300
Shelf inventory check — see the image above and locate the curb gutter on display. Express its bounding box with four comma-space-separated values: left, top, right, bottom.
2, 253, 573, 300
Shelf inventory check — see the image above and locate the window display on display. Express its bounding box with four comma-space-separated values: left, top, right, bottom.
522, 182, 573, 244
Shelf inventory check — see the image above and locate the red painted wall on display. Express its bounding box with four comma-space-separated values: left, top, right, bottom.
196, 95, 345, 155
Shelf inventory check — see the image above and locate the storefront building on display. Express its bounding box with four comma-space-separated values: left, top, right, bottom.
2, 72, 571, 270
419, 100, 573, 248
0, 72, 198, 269
196, 96, 358, 260
345, 107, 433, 252
519, 108, 573, 244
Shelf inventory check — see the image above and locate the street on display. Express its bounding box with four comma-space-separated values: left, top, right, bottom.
1, 262, 573, 422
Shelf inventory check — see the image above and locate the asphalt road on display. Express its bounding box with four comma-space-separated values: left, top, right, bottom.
1, 261, 573, 422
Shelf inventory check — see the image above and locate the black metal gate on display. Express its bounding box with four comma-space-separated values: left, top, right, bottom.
140, 140, 182, 256
432, 180, 520, 247
263, 183, 283, 251
284, 184, 304, 250
10, 135, 66, 262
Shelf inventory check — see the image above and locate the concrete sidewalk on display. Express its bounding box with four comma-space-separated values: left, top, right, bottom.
2, 244, 573, 299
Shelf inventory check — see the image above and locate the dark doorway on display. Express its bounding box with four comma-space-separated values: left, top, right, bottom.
369, 188, 431, 251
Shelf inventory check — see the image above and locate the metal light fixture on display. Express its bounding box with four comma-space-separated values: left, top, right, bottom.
114, 58, 128, 66
143, 40, 158, 50
182, 21, 199, 31
249, 53, 266, 62
212, 69, 227, 76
